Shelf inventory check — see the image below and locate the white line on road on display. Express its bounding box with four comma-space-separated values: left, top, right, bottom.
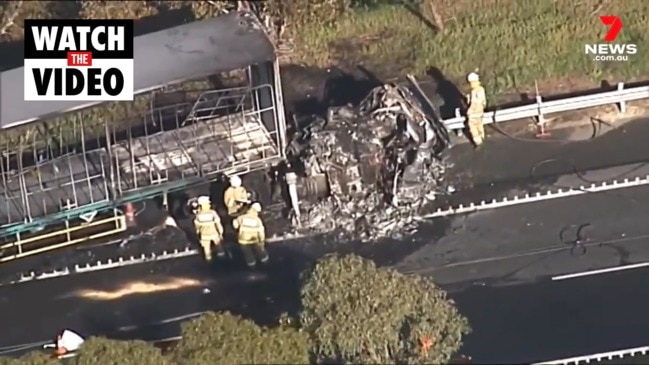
423, 174, 649, 219
116, 311, 207, 331
532, 345, 649, 364
551, 262, 649, 281
0, 313, 202, 355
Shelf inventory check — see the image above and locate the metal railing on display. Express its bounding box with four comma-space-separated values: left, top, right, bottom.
441, 82, 649, 131
532, 345, 649, 364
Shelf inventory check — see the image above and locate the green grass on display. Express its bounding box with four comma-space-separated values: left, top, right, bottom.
292, 0, 649, 101
6, 1, 649, 146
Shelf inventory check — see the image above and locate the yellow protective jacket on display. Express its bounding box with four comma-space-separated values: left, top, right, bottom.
194, 209, 224, 241
233, 210, 265, 245
467, 84, 487, 116
223, 186, 249, 216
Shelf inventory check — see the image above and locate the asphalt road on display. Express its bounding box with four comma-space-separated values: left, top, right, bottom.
443, 115, 649, 206
398, 183, 649, 287
454, 266, 649, 364
396, 183, 649, 363
2, 117, 649, 361
5, 206, 649, 364
0, 254, 305, 356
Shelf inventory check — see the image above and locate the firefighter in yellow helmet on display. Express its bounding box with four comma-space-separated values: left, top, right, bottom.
223, 175, 250, 217
193, 196, 225, 262
466, 72, 487, 148
233, 202, 269, 267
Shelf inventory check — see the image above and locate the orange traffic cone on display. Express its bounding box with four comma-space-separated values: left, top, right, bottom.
124, 202, 136, 228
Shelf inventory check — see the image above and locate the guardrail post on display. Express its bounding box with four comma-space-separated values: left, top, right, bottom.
454, 108, 463, 137
162, 191, 168, 210
535, 95, 551, 138
618, 82, 627, 114
535, 95, 544, 125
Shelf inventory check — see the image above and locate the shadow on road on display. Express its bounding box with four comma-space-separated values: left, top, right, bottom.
92, 218, 451, 342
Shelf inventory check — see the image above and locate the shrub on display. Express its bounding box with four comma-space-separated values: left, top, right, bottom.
171, 312, 310, 365
300, 253, 470, 364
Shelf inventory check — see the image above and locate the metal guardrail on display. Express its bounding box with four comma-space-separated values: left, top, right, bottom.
442, 82, 649, 131
532, 345, 649, 364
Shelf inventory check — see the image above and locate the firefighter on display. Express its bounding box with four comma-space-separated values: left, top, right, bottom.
193, 195, 225, 262
52, 329, 84, 359
465, 72, 487, 148
223, 175, 250, 217
233, 202, 269, 267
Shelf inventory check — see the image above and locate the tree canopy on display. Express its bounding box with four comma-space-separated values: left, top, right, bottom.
73, 337, 172, 365
300, 254, 470, 364
171, 312, 310, 365
0, 254, 469, 364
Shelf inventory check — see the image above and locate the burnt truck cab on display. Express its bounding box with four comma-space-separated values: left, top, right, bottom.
278, 78, 452, 240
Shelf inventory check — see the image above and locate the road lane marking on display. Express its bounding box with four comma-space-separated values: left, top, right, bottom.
404, 232, 649, 276
551, 262, 649, 281
532, 345, 649, 364
117, 311, 207, 331
423, 175, 649, 219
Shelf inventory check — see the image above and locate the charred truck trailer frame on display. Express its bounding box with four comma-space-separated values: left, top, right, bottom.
0, 12, 453, 265
0, 11, 286, 263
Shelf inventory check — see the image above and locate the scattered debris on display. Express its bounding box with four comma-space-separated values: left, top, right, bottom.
281, 83, 453, 241
118, 223, 180, 248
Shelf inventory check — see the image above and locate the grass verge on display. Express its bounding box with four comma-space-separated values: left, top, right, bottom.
291, 0, 649, 101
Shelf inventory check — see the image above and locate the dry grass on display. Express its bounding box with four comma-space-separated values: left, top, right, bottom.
291, 0, 649, 100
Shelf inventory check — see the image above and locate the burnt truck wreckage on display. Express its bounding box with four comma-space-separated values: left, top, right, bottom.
0, 9, 456, 277
276, 81, 453, 241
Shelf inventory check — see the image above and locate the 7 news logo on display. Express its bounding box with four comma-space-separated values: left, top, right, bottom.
24, 19, 134, 101
584, 15, 637, 62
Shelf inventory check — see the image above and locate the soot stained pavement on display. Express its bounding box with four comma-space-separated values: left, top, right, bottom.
5, 210, 649, 364
0, 223, 451, 356
398, 183, 649, 288
441, 116, 649, 207
0, 257, 208, 354
5, 178, 649, 362
0, 253, 301, 355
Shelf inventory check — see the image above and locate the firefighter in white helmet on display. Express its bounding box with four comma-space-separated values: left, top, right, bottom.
223, 175, 250, 217
233, 202, 269, 267
466, 72, 487, 148
193, 195, 225, 262
52, 329, 85, 358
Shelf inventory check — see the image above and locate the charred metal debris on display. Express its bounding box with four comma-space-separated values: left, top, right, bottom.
280, 83, 454, 241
